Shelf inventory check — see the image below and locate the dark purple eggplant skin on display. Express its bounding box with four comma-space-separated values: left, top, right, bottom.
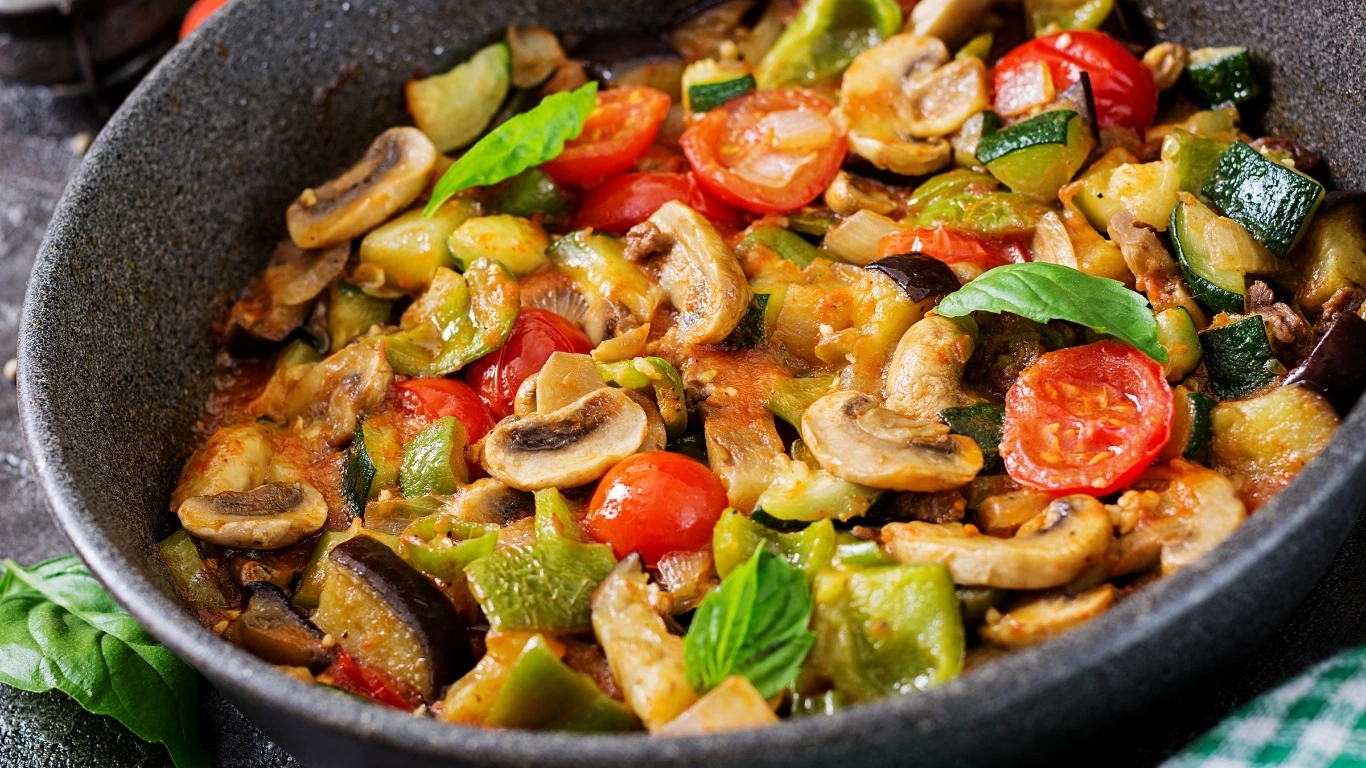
1285, 311, 1366, 413
232, 582, 335, 671
1320, 190, 1366, 212
328, 537, 470, 699
867, 254, 963, 303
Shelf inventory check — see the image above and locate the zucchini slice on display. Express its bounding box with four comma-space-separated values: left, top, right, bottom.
978, 110, 1093, 202
329, 282, 393, 353
1183, 46, 1262, 108
1160, 129, 1231, 197
1155, 307, 1203, 381
939, 403, 1005, 475
399, 416, 469, 497
1203, 142, 1325, 258
1171, 194, 1247, 315
405, 42, 511, 153
1198, 315, 1283, 400
1160, 385, 1218, 464
686, 73, 756, 112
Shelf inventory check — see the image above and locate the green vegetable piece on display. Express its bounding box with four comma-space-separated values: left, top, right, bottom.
1183, 46, 1262, 108
447, 214, 550, 276
400, 416, 469, 497
294, 525, 360, 609
1026, 0, 1113, 36
810, 562, 964, 702
547, 229, 664, 326
0, 556, 210, 768
341, 418, 377, 517
833, 538, 895, 567
1161, 129, 1231, 197
668, 431, 710, 464
687, 74, 757, 112
329, 282, 393, 353
363, 495, 446, 535
487, 635, 642, 731
754, 0, 902, 89
939, 404, 1005, 475
1156, 307, 1203, 381
1165, 386, 1218, 464
713, 508, 837, 582
1170, 195, 1246, 315
406, 42, 511, 153
398, 513, 499, 583
739, 226, 827, 269
730, 293, 771, 349
955, 586, 1006, 627
790, 689, 845, 718
684, 548, 816, 698
1203, 141, 1325, 258
464, 489, 617, 633
955, 32, 994, 60
755, 459, 886, 523
599, 357, 689, 439
359, 198, 480, 291
936, 262, 1167, 363
271, 337, 323, 370
495, 168, 569, 218
1198, 315, 1283, 400
787, 208, 841, 236
385, 260, 520, 377
765, 375, 836, 436
426, 82, 598, 215
156, 529, 228, 618
977, 110, 1092, 202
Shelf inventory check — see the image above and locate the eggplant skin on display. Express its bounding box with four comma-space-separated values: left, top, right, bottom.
232, 581, 335, 672
327, 537, 471, 700
1286, 311, 1366, 413
867, 254, 962, 303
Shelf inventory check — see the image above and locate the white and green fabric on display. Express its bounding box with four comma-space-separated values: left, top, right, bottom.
1166, 647, 1366, 768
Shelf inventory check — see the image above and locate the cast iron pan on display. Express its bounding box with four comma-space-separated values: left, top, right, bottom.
17, 0, 1366, 765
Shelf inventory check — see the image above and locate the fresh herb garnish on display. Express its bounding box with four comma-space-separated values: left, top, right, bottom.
424, 82, 599, 216
683, 547, 814, 698
935, 262, 1168, 363
0, 556, 209, 768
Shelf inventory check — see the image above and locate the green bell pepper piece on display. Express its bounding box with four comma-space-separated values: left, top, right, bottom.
465, 489, 617, 633
363, 495, 446, 535
598, 356, 688, 439
832, 537, 895, 567
398, 513, 499, 582
495, 168, 570, 219
754, 0, 902, 89
399, 416, 469, 497
955, 586, 1006, 628
1026, 0, 1114, 36
955, 32, 994, 61
811, 562, 965, 702
293, 523, 399, 608
486, 635, 641, 731
385, 260, 520, 377
157, 529, 229, 617
712, 509, 835, 583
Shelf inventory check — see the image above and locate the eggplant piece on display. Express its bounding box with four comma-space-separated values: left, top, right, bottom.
866, 255, 962, 303
1285, 311, 1366, 413
571, 33, 686, 101
311, 536, 469, 703
230, 582, 335, 671
1036, 72, 1099, 143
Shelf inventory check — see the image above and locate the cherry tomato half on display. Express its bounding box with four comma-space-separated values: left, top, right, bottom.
878, 227, 1031, 270
1001, 340, 1173, 496
583, 452, 729, 567
681, 89, 847, 214
541, 86, 672, 186
179, 0, 231, 39
571, 172, 750, 234
993, 31, 1158, 131
395, 378, 496, 442
466, 308, 593, 419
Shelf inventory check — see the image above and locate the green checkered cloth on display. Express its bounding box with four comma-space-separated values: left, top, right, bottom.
1166, 647, 1366, 768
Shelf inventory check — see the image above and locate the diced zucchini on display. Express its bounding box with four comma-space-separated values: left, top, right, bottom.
1199, 315, 1283, 400
712, 509, 836, 582
399, 416, 469, 497
1160, 385, 1218, 464
406, 42, 511, 153
1183, 46, 1262, 109
729, 294, 772, 349
494, 169, 569, 219
1211, 384, 1338, 508
272, 337, 324, 370
329, 282, 393, 352
1155, 307, 1203, 381
765, 375, 836, 436
683, 58, 755, 112
979, 110, 1094, 203
739, 226, 827, 269
1161, 129, 1232, 197
546, 230, 665, 326
1171, 193, 1249, 315
1293, 200, 1366, 312
1149, 106, 1242, 144
447, 214, 549, 276
1069, 147, 1137, 232
157, 529, 230, 621
787, 208, 841, 237
359, 198, 480, 290
361, 419, 403, 497
1203, 142, 1325, 258
754, 458, 886, 523
341, 420, 377, 517
951, 109, 1001, 168
939, 404, 1005, 475
1025, 0, 1113, 36
955, 32, 994, 61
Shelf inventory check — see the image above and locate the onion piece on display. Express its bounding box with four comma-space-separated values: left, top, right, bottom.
994, 59, 1055, 117
823, 210, 905, 265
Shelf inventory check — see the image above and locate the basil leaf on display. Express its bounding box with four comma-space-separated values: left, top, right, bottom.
935, 262, 1168, 363
683, 547, 814, 698
425, 82, 598, 216
0, 557, 209, 768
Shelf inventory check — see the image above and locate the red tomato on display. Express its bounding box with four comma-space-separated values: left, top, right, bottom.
571, 172, 750, 234
466, 308, 592, 419
583, 452, 729, 567
993, 31, 1158, 131
179, 0, 231, 38
323, 649, 414, 711
680, 89, 847, 214
395, 378, 496, 442
1001, 341, 1173, 495
541, 86, 672, 185
878, 227, 1030, 269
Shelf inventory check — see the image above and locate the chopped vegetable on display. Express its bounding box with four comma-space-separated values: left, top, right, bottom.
1203, 141, 1325, 258
406, 43, 511, 152
753, 0, 902, 89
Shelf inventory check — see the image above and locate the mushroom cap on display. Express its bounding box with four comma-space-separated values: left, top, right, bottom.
170, 421, 274, 511
178, 481, 329, 550
882, 494, 1115, 590
643, 201, 753, 346
802, 390, 983, 492
482, 387, 649, 490
883, 315, 982, 420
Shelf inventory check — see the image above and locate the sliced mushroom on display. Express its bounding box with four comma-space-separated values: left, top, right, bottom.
482, 387, 649, 490
229, 241, 349, 341
625, 389, 669, 453
909, 0, 996, 45
898, 57, 991, 139
883, 316, 983, 420
286, 127, 438, 249
229, 582, 335, 671
1142, 42, 1189, 92
591, 322, 652, 362
628, 202, 752, 345
976, 489, 1057, 537
170, 422, 274, 511
845, 123, 953, 177
1108, 209, 1210, 329
446, 478, 535, 526
513, 375, 539, 418
178, 481, 329, 550
1112, 460, 1248, 577
979, 585, 1117, 650
802, 390, 983, 492
824, 170, 903, 217
882, 495, 1115, 589
251, 339, 394, 446
535, 351, 606, 413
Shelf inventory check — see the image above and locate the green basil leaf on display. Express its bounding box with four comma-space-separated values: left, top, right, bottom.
683, 547, 814, 698
935, 262, 1168, 363
425, 82, 598, 216
0, 557, 209, 768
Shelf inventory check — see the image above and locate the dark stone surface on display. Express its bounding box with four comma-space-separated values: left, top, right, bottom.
4, 0, 1366, 766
